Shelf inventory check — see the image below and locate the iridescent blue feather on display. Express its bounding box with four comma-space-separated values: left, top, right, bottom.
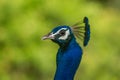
83, 17, 90, 46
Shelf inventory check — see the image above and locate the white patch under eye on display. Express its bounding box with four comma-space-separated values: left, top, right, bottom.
59, 30, 70, 40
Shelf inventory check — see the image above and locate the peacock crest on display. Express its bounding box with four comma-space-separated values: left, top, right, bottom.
71, 17, 90, 46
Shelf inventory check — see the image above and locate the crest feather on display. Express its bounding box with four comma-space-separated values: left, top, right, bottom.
71, 17, 90, 46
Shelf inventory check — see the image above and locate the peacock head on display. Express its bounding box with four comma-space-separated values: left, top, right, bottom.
42, 26, 74, 45
42, 17, 90, 46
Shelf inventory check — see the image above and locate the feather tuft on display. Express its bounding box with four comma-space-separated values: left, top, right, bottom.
71, 17, 90, 46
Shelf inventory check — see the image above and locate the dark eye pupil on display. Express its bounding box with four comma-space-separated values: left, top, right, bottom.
60, 30, 65, 36
61, 32, 65, 35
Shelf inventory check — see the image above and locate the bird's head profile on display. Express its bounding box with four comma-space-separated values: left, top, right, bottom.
42, 17, 90, 47
42, 26, 74, 45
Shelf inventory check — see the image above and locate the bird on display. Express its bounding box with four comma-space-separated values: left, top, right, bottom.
42, 17, 90, 80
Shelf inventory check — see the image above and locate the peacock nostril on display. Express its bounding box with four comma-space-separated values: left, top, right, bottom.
41, 33, 54, 40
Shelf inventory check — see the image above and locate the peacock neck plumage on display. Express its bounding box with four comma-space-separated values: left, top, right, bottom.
56, 34, 73, 51
54, 35, 83, 80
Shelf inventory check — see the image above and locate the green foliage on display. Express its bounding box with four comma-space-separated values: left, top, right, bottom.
0, 0, 120, 80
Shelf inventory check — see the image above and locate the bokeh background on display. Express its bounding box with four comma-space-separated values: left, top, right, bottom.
0, 0, 120, 80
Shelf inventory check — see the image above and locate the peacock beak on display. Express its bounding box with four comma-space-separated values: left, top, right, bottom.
41, 33, 55, 40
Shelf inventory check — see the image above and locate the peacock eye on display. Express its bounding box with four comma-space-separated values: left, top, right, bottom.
59, 30, 65, 36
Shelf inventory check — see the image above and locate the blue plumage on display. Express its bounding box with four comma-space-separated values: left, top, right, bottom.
83, 17, 90, 46
54, 37, 82, 80
42, 17, 90, 80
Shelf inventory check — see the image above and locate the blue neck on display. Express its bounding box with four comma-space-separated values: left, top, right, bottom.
54, 36, 83, 80
59, 35, 76, 51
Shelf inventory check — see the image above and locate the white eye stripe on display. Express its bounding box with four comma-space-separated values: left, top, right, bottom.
50, 28, 70, 40
51, 28, 67, 36
55, 28, 67, 35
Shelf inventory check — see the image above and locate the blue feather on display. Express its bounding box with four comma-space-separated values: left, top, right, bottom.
83, 17, 90, 46
54, 36, 82, 80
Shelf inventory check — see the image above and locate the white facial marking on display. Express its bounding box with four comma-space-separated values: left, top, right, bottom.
50, 28, 70, 40
59, 29, 70, 40
54, 28, 67, 35
50, 28, 67, 36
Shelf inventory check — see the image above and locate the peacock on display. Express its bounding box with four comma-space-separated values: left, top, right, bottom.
42, 17, 90, 80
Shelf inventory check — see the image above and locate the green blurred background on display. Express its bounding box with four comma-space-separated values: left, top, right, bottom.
0, 0, 120, 80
